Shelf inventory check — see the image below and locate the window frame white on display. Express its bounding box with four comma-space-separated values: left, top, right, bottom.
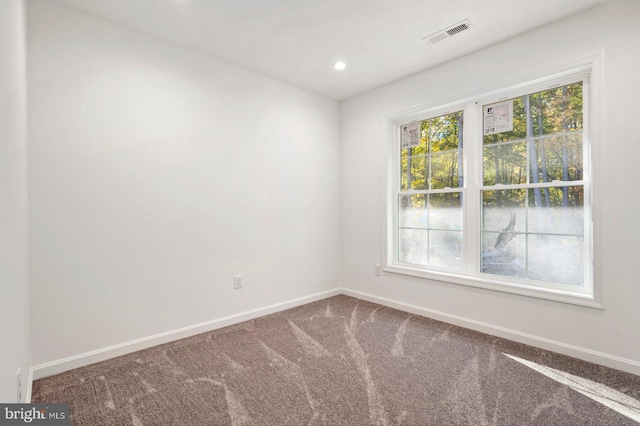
384, 58, 601, 309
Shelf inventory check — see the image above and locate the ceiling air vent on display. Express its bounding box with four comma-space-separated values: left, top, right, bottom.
423, 19, 473, 45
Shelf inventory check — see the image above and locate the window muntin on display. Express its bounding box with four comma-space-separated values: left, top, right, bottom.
397, 111, 464, 270
390, 71, 592, 301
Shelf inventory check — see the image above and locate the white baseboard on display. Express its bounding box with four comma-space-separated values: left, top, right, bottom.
29, 288, 341, 388
25, 367, 33, 403
28, 285, 639, 402
341, 288, 640, 377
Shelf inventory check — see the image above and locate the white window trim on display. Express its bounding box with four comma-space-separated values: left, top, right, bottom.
384, 54, 603, 309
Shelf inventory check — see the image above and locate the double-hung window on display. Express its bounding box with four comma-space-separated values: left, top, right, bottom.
389, 65, 595, 305
398, 111, 465, 270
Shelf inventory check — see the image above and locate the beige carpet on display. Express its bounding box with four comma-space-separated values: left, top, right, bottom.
32, 295, 640, 425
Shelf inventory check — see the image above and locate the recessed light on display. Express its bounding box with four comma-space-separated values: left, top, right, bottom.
334, 61, 346, 70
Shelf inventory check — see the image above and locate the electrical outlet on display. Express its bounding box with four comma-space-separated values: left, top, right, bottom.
234, 274, 242, 289
374, 265, 382, 276
17, 368, 22, 402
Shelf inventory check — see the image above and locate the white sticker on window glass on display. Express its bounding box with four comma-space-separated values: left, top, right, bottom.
484, 100, 513, 135
401, 122, 420, 149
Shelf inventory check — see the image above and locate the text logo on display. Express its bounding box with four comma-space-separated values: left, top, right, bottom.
0, 404, 69, 425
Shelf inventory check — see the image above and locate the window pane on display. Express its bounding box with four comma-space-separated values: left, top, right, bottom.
408, 155, 427, 190
533, 134, 583, 183
528, 235, 584, 285
428, 113, 462, 153
429, 230, 463, 269
401, 151, 429, 191
428, 193, 462, 230
401, 149, 408, 190
399, 194, 427, 228
481, 232, 526, 278
482, 189, 526, 233
399, 228, 428, 265
535, 83, 583, 136
483, 142, 527, 186
430, 152, 461, 189
527, 186, 584, 235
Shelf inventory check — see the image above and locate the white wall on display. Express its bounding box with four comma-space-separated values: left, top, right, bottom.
341, 0, 640, 371
28, 0, 341, 366
0, 0, 30, 402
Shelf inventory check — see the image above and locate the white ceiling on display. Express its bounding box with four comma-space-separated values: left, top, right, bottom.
48, 0, 610, 101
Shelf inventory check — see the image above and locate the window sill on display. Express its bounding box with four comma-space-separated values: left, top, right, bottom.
383, 265, 603, 310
